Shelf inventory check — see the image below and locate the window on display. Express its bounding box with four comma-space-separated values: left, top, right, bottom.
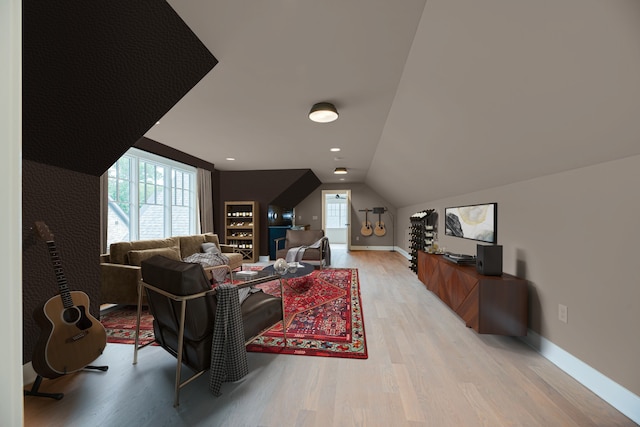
105, 148, 197, 248
325, 195, 348, 229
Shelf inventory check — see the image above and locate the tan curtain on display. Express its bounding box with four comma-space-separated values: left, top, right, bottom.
99, 173, 109, 252
197, 168, 214, 233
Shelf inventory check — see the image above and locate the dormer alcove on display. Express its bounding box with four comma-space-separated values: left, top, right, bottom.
21, 1, 217, 364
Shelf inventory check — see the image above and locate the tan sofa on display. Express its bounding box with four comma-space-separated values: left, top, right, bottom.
100, 233, 243, 305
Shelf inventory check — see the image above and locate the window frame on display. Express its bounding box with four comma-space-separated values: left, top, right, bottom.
102, 147, 197, 251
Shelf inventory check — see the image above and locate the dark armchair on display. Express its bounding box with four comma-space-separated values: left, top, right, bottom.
133, 255, 284, 406
274, 229, 330, 268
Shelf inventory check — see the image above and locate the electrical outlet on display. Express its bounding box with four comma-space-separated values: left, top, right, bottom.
356, 236, 359, 241
558, 304, 568, 323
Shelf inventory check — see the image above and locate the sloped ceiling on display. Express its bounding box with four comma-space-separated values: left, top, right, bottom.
144, 0, 427, 188
367, 0, 640, 206
23, 1, 217, 176
115, 1, 639, 207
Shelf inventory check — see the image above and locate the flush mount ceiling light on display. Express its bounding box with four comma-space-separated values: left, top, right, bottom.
334, 167, 348, 174
309, 102, 338, 123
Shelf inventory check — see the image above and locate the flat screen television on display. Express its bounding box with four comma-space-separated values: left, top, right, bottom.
445, 203, 497, 244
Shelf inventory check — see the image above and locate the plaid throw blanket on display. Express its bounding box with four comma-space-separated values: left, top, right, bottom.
285, 238, 323, 263
183, 252, 230, 283
209, 284, 248, 397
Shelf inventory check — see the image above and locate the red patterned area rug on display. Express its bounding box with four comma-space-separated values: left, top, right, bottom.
248, 267, 367, 359
100, 268, 367, 359
100, 305, 155, 346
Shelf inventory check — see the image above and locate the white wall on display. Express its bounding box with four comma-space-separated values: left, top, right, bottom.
398, 155, 640, 398
296, 183, 397, 248
0, 0, 24, 424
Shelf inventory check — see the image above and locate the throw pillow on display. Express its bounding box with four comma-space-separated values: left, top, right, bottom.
127, 246, 181, 266
201, 242, 221, 255
204, 233, 221, 247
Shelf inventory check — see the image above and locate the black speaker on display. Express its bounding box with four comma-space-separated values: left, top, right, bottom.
476, 244, 502, 276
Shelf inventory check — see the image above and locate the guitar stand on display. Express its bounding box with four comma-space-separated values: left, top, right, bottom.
86, 364, 109, 372
24, 365, 109, 400
24, 375, 64, 400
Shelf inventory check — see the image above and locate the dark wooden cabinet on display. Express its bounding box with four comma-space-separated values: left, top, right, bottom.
225, 201, 259, 263
418, 251, 528, 336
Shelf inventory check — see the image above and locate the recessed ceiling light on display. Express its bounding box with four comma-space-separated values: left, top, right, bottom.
330, 148, 341, 152
155, 121, 160, 125
334, 157, 343, 161
334, 167, 348, 174
339, 178, 345, 181
226, 157, 235, 161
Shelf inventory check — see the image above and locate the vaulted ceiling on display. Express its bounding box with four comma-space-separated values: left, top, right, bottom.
145, 0, 640, 208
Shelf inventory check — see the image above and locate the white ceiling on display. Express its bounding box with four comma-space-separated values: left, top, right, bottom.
145, 0, 640, 208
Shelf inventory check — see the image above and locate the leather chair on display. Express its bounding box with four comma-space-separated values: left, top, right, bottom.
133, 255, 284, 406
274, 229, 330, 268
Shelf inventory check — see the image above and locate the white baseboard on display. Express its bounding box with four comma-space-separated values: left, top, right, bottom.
349, 245, 395, 251
520, 330, 640, 425
396, 247, 411, 259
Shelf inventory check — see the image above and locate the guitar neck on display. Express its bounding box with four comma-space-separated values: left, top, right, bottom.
45, 240, 74, 309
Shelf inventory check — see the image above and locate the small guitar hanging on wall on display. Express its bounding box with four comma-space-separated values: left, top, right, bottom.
360, 209, 373, 236
31, 221, 107, 379
374, 208, 386, 237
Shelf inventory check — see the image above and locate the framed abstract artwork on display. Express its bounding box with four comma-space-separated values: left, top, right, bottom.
444, 203, 497, 243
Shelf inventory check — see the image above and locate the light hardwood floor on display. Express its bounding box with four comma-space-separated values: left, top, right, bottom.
23, 248, 636, 427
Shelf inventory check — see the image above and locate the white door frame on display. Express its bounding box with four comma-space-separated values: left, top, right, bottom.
321, 189, 351, 250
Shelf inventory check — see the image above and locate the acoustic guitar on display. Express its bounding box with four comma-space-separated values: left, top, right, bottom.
360, 209, 373, 236
374, 211, 386, 237
31, 221, 107, 379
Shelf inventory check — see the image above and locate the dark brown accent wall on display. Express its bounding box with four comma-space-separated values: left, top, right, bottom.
22, 1, 217, 177
218, 170, 321, 256
125, 138, 320, 258
271, 170, 324, 208
135, 137, 215, 171
19, 1, 319, 368
21, 2, 217, 366
22, 161, 101, 364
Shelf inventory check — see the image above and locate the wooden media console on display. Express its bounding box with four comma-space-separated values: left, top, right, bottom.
417, 251, 528, 336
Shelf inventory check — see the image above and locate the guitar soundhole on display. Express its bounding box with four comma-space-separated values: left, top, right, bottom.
63, 306, 81, 324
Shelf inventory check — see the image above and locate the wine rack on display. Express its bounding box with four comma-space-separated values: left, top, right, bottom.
224, 201, 259, 263
409, 209, 437, 273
